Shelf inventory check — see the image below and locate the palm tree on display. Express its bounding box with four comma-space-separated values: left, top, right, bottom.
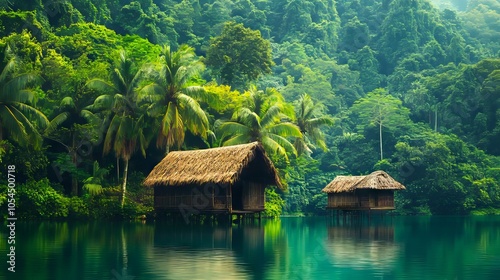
219, 86, 302, 160
140, 45, 212, 152
44, 95, 100, 196
87, 50, 150, 207
293, 94, 335, 156
83, 161, 109, 195
0, 48, 48, 148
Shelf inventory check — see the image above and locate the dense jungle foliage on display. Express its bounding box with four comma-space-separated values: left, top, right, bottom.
0, 0, 499, 218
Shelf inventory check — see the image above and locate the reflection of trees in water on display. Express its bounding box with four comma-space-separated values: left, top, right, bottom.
12, 222, 155, 279
392, 216, 500, 279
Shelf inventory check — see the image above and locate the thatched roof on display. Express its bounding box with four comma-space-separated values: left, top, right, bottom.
322, 171, 405, 193
143, 142, 282, 188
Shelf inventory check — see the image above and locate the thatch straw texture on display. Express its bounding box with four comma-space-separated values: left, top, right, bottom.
143, 142, 282, 188
322, 171, 406, 193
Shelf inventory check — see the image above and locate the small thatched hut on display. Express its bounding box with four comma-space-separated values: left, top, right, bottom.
322, 171, 405, 210
143, 142, 281, 214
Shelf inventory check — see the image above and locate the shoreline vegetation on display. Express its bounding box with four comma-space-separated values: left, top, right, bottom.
1, 0, 500, 220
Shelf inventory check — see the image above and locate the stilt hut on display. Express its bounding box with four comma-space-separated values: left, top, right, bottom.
143, 142, 282, 214
322, 171, 405, 210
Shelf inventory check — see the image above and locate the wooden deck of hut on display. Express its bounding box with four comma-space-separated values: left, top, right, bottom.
143, 142, 282, 217
322, 171, 405, 211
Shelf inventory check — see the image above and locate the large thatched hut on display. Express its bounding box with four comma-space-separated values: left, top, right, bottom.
322, 171, 405, 210
143, 142, 281, 214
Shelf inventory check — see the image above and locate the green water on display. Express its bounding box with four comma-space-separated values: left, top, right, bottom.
1, 216, 500, 279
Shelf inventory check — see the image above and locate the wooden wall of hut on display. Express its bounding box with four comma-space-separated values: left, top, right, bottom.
154, 182, 265, 212
327, 190, 395, 210
154, 185, 231, 211
241, 182, 265, 211
328, 192, 358, 208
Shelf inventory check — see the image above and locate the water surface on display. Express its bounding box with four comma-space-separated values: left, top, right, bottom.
1, 216, 499, 279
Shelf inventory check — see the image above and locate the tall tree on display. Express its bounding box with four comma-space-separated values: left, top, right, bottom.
0, 48, 48, 148
44, 95, 99, 196
87, 51, 150, 207
206, 22, 272, 89
219, 86, 302, 160
351, 88, 410, 160
140, 44, 211, 153
293, 93, 335, 156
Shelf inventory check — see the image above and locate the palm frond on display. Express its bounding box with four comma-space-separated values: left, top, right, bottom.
222, 133, 252, 147
80, 109, 99, 124
2, 82, 37, 106
86, 79, 117, 94
159, 101, 185, 149
82, 183, 103, 195
134, 114, 150, 157
11, 102, 49, 128
113, 67, 129, 94
137, 82, 164, 103
114, 115, 135, 160
177, 93, 209, 136
267, 133, 297, 157
218, 121, 252, 138
307, 116, 335, 128
9, 105, 44, 148
103, 114, 120, 155
261, 136, 287, 160
0, 105, 27, 143
294, 137, 313, 157
92, 160, 109, 179
0, 58, 16, 83
2, 72, 41, 99
260, 104, 282, 128
45, 112, 69, 135
88, 94, 114, 111
268, 122, 302, 138
235, 107, 261, 129
184, 85, 211, 102
178, 61, 204, 85
60, 97, 76, 109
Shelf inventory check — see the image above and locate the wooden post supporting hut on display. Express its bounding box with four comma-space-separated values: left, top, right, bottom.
143, 142, 282, 219
322, 171, 405, 213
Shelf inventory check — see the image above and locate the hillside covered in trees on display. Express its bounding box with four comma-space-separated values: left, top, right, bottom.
0, 0, 499, 218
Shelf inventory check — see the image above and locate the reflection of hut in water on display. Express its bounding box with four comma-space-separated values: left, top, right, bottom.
154, 224, 233, 249
326, 223, 400, 268
153, 223, 265, 251
152, 224, 269, 279
149, 249, 246, 279
322, 171, 405, 211
328, 224, 394, 241
143, 142, 282, 215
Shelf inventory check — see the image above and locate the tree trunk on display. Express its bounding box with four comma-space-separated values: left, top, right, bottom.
379, 122, 383, 160
117, 157, 120, 183
121, 159, 129, 208
71, 176, 78, 197
71, 151, 79, 196
71, 133, 78, 196
434, 105, 438, 132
